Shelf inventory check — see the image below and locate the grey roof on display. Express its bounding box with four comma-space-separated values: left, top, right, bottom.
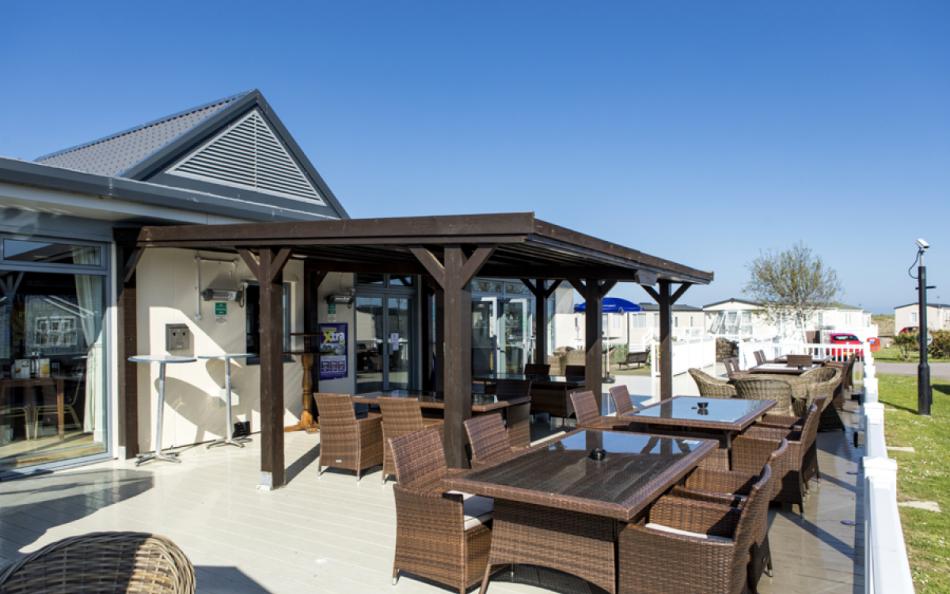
36, 92, 249, 177
702, 297, 762, 309
637, 302, 703, 312
895, 303, 950, 310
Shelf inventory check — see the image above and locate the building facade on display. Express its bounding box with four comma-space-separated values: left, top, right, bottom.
894, 303, 950, 333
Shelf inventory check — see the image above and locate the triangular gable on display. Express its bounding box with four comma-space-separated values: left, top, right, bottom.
164, 108, 325, 205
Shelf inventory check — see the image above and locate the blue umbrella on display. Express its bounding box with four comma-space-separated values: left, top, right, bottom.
573, 297, 641, 314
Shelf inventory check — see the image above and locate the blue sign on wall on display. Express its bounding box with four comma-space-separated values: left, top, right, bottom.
318, 322, 348, 380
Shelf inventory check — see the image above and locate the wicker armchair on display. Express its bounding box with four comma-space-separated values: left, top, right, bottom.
389, 428, 493, 594
609, 384, 636, 416
753, 350, 767, 365
688, 368, 736, 399
744, 401, 821, 513
618, 466, 772, 594
523, 363, 550, 376
569, 390, 600, 427
314, 393, 383, 480
672, 439, 788, 590
464, 413, 521, 468
733, 377, 795, 416
724, 357, 742, 378
0, 531, 195, 594
754, 397, 826, 488
379, 398, 444, 483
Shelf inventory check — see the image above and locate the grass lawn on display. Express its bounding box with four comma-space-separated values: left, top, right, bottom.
876, 373, 950, 592
874, 345, 950, 363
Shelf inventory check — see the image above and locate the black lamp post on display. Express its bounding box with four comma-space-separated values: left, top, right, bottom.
915, 238, 933, 416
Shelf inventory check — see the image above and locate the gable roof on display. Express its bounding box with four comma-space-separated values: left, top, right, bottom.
895, 303, 950, 310
637, 302, 703, 312
702, 297, 761, 309
35, 92, 249, 177
33, 90, 348, 220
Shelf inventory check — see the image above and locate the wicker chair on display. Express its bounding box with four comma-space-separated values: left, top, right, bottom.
569, 390, 600, 427
314, 393, 383, 480
523, 363, 550, 376
389, 428, 493, 594
733, 377, 795, 416
609, 384, 635, 416
753, 350, 767, 365
672, 439, 788, 590
724, 357, 742, 378
618, 466, 772, 594
0, 531, 195, 594
379, 397, 443, 483
803, 367, 845, 431
688, 368, 736, 399
464, 413, 521, 468
755, 397, 826, 489
744, 402, 821, 513
564, 364, 585, 379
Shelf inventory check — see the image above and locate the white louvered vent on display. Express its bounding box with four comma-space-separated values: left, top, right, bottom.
166, 109, 325, 204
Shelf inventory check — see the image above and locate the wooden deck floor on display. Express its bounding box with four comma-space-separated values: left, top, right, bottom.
0, 411, 864, 594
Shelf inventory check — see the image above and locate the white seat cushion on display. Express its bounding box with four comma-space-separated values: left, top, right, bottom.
644, 522, 733, 544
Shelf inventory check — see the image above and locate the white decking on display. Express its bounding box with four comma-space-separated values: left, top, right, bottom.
0, 410, 864, 594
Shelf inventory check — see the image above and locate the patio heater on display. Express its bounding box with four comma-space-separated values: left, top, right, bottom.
913, 238, 933, 416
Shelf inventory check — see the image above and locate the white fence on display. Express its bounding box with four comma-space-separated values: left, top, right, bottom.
735, 339, 915, 593
650, 336, 716, 377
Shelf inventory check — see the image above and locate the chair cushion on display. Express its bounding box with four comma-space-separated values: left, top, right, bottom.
446, 492, 494, 529
644, 522, 733, 544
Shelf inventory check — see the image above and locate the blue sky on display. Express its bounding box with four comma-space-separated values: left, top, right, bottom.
2, 1, 948, 312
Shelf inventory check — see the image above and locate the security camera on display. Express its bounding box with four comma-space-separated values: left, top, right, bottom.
917, 238, 930, 250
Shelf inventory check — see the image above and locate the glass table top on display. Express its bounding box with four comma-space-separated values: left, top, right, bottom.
627, 396, 772, 424
462, 429, 709, 506
473, 372, 581, 383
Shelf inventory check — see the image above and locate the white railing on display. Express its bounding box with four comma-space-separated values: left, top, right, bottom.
737, 340, 871, 370
861, 362, 915, 593
650, 336, 716, 377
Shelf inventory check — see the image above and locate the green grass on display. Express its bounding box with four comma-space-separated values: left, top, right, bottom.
876, 374, 950, 593
611, 365, 651, 376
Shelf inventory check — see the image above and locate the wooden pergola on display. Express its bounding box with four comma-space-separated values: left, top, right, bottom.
120, 212, 712, 488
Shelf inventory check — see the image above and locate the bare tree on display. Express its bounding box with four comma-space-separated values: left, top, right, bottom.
745, 243, 840, 339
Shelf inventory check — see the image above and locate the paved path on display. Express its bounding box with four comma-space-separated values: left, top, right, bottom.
876, 361, 950, 380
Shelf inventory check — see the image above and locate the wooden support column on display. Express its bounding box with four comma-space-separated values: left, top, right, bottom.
240, 247, 292, 489
570, 278, 616, 411
522, 279, 562, 365
411, 245, 495, 467
644, 281, 692, 401
114, 230, 143, 459
302, 261, 327, 421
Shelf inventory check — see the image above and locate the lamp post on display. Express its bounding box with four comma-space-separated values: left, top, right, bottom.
916, 239, 933, 416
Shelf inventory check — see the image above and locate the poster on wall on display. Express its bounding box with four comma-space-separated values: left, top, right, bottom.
318, 322, 348, 380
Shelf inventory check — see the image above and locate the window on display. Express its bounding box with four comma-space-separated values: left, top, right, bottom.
910, 312, 918, 324
244, 282, 291, 361
1, 239, 102, 267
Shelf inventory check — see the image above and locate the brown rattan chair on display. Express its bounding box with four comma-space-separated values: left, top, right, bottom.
688, 368, 737, 399
379, 397, 443, 483
569, 390, 600, 427
564, 364, 585, 379
754, 397, 826, 488
618, 465, 772, 594
314, 393, 383, 480
464, 413, 521, 468
753, 350, 767, 365
810, 365, 846, 430
733, 376, 795, 416
744, 401, 821, 513
672, 439, 788, 590
608, 384, 636, 416
0, 531, 195, 594
724, 357, 742, 378
389, 428, 493, 594
523, 363, 550, 376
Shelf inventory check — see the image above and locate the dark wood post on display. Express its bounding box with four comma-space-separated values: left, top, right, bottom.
570, 279, 616, 411
303, 261, 327, 419
522, 279, 561, 366
644, 281, 692, 401
114, 229, 143, 459
411, 245, 494, 467
240, 247, 291, 489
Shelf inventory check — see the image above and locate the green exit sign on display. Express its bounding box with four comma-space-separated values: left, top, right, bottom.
214, 302, 228, 317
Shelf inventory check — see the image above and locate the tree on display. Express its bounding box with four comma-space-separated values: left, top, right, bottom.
745, 243, 841, 339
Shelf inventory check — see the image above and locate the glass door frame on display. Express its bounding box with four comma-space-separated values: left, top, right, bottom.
0, 231, 112, 477
354, 275, 419, 393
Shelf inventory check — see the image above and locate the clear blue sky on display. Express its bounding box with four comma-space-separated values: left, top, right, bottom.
2, 1, 948, 313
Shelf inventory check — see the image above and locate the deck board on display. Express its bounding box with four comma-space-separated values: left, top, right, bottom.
0, 411, 864, 593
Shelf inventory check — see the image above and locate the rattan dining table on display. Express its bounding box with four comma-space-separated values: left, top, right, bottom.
445, 429, 717, 594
